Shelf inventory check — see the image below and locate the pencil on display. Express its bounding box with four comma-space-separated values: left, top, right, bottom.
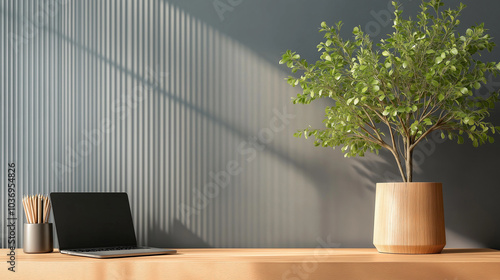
30, 196, 35, 223
22, 197, 29, 223
46, 198, 51, 223
22, 194, 51, 224
43, 197, 47, 223
38, 195, 41, 223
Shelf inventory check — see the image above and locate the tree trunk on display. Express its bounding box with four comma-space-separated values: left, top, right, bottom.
406, 147, 413, 182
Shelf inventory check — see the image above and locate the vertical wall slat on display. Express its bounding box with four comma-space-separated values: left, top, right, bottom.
1, 0, 322, 249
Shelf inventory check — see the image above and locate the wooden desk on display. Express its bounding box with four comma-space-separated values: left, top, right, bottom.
2, 248, 500, 280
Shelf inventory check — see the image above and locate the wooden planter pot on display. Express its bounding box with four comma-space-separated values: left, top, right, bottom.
373, 182, 446, 254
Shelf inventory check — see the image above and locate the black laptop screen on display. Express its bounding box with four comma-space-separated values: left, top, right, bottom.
50, 192, 137, 250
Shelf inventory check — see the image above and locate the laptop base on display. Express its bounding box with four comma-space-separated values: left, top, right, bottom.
61, 247, 177, 259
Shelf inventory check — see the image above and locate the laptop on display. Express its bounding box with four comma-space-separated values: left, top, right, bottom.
50, 192, 177, 258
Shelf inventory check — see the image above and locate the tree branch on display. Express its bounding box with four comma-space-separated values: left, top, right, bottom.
410, 112, 450, 150
387, 121, 407, 182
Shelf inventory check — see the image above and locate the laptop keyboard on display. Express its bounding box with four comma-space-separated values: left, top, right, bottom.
71, 246, 140, 252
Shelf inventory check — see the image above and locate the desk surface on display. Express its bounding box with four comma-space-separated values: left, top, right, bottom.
2, 248, 500, 280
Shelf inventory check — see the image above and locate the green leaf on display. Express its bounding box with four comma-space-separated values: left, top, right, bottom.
282, 6, 499, 165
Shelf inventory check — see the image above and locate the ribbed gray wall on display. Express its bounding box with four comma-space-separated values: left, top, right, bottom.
2, 0, 500, 250
0, 0, 331, 248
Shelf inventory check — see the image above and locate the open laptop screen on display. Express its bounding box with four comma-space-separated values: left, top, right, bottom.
50, 192, 137, 250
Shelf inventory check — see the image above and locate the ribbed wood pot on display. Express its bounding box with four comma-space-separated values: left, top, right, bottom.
373, 182, 446, 254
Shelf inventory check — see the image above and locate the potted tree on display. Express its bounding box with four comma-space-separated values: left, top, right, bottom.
280, 0, 500, 254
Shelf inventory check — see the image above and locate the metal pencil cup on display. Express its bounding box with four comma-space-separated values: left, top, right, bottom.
23, 223, 53, 253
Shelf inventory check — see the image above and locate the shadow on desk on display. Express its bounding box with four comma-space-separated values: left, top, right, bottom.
148, 219, 211, 248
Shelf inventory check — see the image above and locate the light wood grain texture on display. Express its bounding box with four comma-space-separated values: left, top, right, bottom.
2, 248, 500, 280
373, 182, 446, 254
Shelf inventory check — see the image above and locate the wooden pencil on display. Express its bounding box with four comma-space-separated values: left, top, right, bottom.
43, 197, 47, 223
23, 196, 28, 223
22, 194, 51, 224
28, 196, 32, 223
46, 198, 51, 223
24, 196, 33, 224
34, 196, 37, 223
38, 195, 42, 223
22, 197, 29, 223
43, 196, 49, 223
30, 196, 35, 223
28, 197, 33, 224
